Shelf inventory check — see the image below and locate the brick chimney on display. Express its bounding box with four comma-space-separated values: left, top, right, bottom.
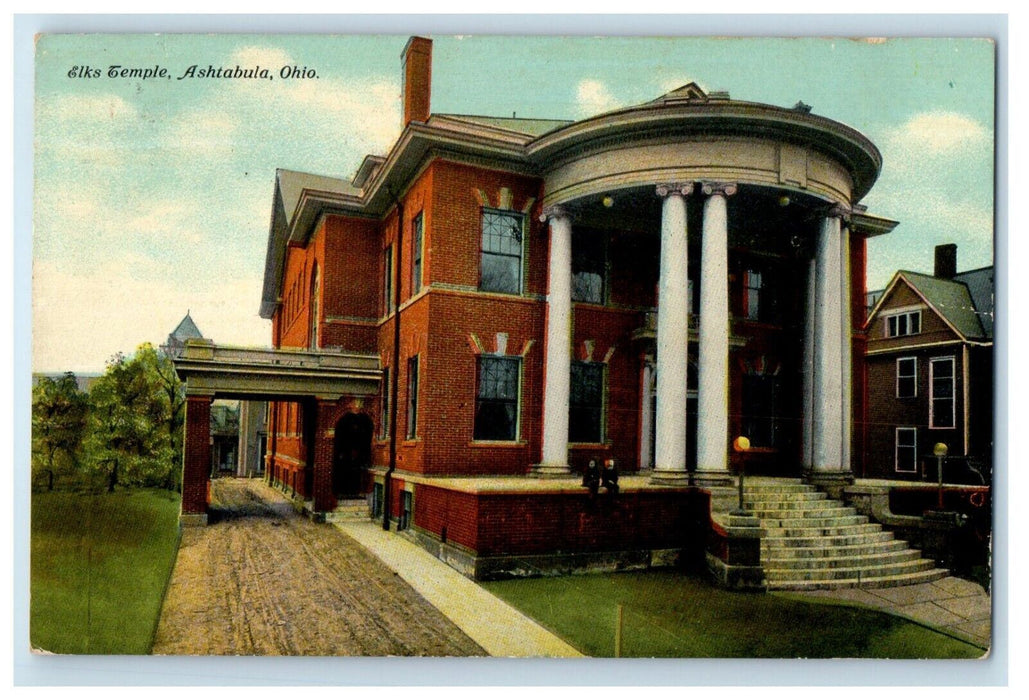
402, 36, 432, 127
934, 243, 957, 279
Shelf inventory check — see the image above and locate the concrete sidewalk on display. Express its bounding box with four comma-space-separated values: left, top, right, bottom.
335, 521, 584, 658
790, 576, 991, 651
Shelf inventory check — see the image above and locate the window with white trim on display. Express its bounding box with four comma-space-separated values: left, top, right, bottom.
480, 209, 524, 294
379, 366, 390, 439
895, 427, 918, 473
383, 245, 394, 315
406, 355, 419, 439
569, 361, 605, 443
411, 213, 424, 294
885, 310, 921, 337
896, 357, 917, 398
930, 356, 956, 429
474, 356, 521, 441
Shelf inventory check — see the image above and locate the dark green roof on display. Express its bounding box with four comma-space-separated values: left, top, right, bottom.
900, 271, 990, 340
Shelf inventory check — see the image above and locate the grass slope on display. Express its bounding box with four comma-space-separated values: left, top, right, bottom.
30, 489, 181, 654
483, 570, 983, 658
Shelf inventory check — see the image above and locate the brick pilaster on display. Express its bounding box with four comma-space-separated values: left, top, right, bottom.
312, 399, 339, 512
182, 394, 213, 516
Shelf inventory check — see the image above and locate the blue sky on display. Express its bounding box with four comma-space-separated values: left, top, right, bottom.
32, 34, 995, 373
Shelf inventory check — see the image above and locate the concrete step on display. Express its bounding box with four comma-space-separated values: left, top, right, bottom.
744, 491, 829, 504
763, 548, 922, 571
758, 513, 868, 529
762, 538, 908, 559
762, 530, 896, 549
324, 499, 370, 523
744, 483, 816, 494
765, 557, 937, 583
766, 568, 950, 591
747, 505, 857, 520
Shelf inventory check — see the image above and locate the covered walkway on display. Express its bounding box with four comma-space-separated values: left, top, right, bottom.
172, 339, 380, 523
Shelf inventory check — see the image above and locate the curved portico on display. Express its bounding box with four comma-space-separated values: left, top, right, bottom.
531, 85, 882, 487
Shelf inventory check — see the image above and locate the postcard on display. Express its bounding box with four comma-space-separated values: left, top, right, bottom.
29, 31, 996, 668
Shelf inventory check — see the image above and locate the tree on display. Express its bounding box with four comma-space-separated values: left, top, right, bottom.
31, 373, 89, 490
83, 344, 182, 492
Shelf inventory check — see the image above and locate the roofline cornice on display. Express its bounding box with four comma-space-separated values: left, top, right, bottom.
527, 100, 882, 202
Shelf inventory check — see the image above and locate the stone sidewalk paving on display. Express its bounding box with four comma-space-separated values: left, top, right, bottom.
792, 576, 991, 650
335, 520, 584, 658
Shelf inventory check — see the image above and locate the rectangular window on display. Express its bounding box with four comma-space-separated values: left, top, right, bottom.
480, 209, 524, 294
406, 355, 419, 439
742, 268, 780, 323
930, 356, 956, 429
742, 374, 781, 448
572, 230, 606, 304
380, 366, 391, 439
399, 490, 413, 531
744, 270, 762, 321
474, 356, 520, 441
569, 361, 604, 443
411, 214, 424, 294
886, 310, 922, 337
896, 357, 917, 398
371, 483, 384, 518
895, 427, 918, 473
383, 245, 394, 314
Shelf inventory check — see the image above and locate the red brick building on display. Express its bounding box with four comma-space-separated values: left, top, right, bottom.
246, 37, 899, 579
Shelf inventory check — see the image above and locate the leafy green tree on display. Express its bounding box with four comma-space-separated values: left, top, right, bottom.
83, 344, 182, 492
31, 373, 89, 491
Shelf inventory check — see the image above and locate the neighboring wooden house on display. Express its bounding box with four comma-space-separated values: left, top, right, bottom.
862, 245, 993, 483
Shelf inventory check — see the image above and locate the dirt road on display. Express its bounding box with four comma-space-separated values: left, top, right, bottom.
151, 479, 484, 656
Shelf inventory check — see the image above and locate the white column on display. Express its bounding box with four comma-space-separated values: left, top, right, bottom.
802, 257, 816, 470
639, 359, 656, 470
536, 205, 572, 475
839, 220, 853, 475
651, 183, 692, 484
811, 207, 847, 474
695, 182, 736, 482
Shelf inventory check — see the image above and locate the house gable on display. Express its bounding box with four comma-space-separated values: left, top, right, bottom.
866, 275, 960, 350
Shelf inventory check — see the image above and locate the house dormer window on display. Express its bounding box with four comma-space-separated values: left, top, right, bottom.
885, 310, 921, 337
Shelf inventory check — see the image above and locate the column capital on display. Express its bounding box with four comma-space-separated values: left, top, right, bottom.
655, 182, 694, 198
701, 181, 738, 197
539, 204, 572, 223
826, 203, 853, 223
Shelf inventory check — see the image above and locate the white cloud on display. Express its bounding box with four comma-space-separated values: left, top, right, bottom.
230, 45, 295, 68
883, 111, 990, 162
37, 93, 139, 124
574, 79, 622, 118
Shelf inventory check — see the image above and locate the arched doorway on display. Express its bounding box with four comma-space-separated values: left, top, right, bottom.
332, 413, 372, 497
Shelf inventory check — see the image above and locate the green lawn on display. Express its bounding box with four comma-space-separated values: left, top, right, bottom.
30, 488, 182, 654
483, 570, 984, 658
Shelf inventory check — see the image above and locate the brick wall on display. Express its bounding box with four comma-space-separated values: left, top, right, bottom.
182, 396, 212, 514
410, 484, 694, 557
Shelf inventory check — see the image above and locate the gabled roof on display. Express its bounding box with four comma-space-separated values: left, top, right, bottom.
953, 267, 994, 338
170, 313, 204, 343
867, 270, 991, 341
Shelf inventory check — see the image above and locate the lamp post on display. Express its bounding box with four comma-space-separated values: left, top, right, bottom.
732, 436, 750, 515
934, 442, 948, 509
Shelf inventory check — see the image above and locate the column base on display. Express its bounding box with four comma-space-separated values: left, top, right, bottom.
179, 512, 209, 527
693, 471, 734, 488
649, 471, 690, 486
530, 464, 572, 479
803, 469, 855, 499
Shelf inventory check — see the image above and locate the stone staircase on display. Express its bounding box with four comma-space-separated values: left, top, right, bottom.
324, 498, 371, 523
744, 478, 949, 591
